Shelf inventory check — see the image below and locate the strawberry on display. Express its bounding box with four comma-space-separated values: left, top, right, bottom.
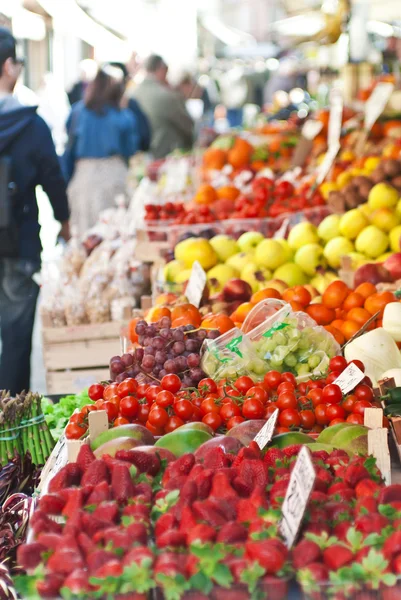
63, 510, 82, 537
239, 459, 268, 489
392, 553, 401, 575
237, 485, 268, 523
81, 512, 110, 538
178, 506, 197, 532
157, 529, 186, 548
93, 559, 123, 579
48, 463, 82, 492
193, 500, 227, 527
269, 479, 289, 507
201, 447, 231, 470
125, 522, 148, 545
17, 542, 46, 570
212, 589, 249, 600
123, 503, 150, 520
37, 533, 62, 551
345, 464, 370, 488
77, 532, 96, 557
332, 521, 351, 542
314, 468, 333, 492
76, 444, 96, 472
292, 539, 321, 569
39, 493, 66, 515
81, 459, 109, 487
180, 479, 198, 504
282, 444, 302, 458
85, 481, 110, 505
327, 482, 355, 502
355, 513, 388, 535
116, 449, 160, 475
384, 531, 401, 559
304, 523, 331, 537
210, 496, 237, 522
165, 475, 188, 491
112, 464, 135, 504
217, 522, 248, 544
325, 501, 351, 522
310, 491, 328, 504
63, 569, 91, 595
30, 512, 62, 535
245, 539, 286, 574
163, 453, 195, 484
355, 478, 381, 498
194, 468, 213, 499
298, 563, 329, 587
104, 527, 132, 552
122, 546, 154, 568
155, 513, 177, 538
86, 549, 116, 574
62, 488, 83, 519
209, 471, 238, 499
311, 450, 330, 462
47, 544, 84, 576
187, 523, 216, 545
232, 445, 261, 467
264, 447, 285, 468
379, 485, 401, 506
323, 545, 354, 570
93, 501, 119, 523
354, 496, 378, 516
133, 482, 153, 502
355, 547, 370, 563
154, 552, 186, 577
232, 476, 252, 497
101, 454, 130, 472
36, 573, 65, 599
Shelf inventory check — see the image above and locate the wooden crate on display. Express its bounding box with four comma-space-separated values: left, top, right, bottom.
43, 321, 125, 394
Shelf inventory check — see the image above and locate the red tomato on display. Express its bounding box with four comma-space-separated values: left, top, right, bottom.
165, 416, 185, 433
322, 384, 342, 405
65, 423, 87, 439
88, 383, 105, 401
145, 385, 162, 404
137, 383, 149, 398
329, 418, 346, 426
117, 378, 138, 399
342, 394, 357, 413
299, 410, 316, 430
220, 401, 241, 422
156, 390, 175, 408
70, 412, 86, 426
245, 386, 268, 405
307, 388, 323, 408
174, 400, 194, 420
161, 374, 182, 394
352, 399, 372, 416
347, 413, 364, 425
354, 384, 374, 403
234, 376, 255, 394
264, 371, 282, 390
242, 398, 265, 420
103, 383, 119, 401
198, 378, 218, 395
348, 359, 365, 373
137, 403, 150, 423
326, 404, 346, 421
119, 396, 139, 419
102, 401, 119, 422
149, 406, 169, 428
276, 392, 297, 410
279, 408, 301, 428
80, 405, 96, 416
145, 421, 164, 436
265, 404, 279, 419
298, 382, 308, 395
202, 412, 222, 431
326, 372, 341, 384
281, 372, 297, 386
200, 397, 220, 416
315, 404, 329, 425
114, 416, 130, 427
95, 400, 104, 411
188, 405, 202, 422
108, 395, 121, 410
329, 356, 347, 373
227, 416, 245, 429
277, 382, 295, 395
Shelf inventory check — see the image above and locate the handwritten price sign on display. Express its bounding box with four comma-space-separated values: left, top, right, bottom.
253, 409, 279, 450
185, 261, 207, 308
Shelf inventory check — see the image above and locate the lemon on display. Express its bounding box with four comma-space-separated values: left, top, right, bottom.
368, 183, 399, 210
364, 156, 381, 172
355, 226, 389, 259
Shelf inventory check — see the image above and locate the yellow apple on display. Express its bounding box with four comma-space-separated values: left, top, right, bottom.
276, 238, 294, 261
390, 225, 401, 252
209, 235, 239, 262
355, 225, 389, 259
368, 183, 399, 210
317, 214, 341, 242
175, 238, 218, 270
323, 236, 355, 269
288, 222, 319, 250
254, 239, 286, 270
241, 263, 272, 293
164, 260, 186, 282
175, 269, 193, 283
396, 199, 401, 219
294, 243, 326, 275
226, 252, 255, 273
273, 263, 308, 287
339, 209, 369, 240
370, 208, 400, 233
264, 279, 288, 295
207, 264, 239, 293
237, 231, 264, 252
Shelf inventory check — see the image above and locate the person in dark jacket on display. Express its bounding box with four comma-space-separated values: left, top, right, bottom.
0, 28, 70, 394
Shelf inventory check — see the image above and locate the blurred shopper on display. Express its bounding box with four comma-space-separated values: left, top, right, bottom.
219, 66, 248, 128
67, 59, 97, 106
0, 28, 70, 394
64, 65, 140, 236
108, 62, 151, 152
133, 55, 194, 159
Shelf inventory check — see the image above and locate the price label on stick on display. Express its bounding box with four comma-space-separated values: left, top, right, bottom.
185, 261, 207, 308
364, 83, 394, 132
328, 89, 343, 149
253, 408, 279, 450
315, 141, 341, 187
279, 446, 316, 548
333, 363, 365, 395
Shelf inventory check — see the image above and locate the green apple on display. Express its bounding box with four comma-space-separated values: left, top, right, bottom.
164, 260, 186, 282
237, 231, 264, 252
323, 236, 355, 269
273, 263, 308, 287
294, 243, 326, 275
355, 225, 389, 259
276, 238, 294, 261
317, 214, 341, 242
368, 182, 399, 210
339, 209, 369, 240
210, 234, 239, 262
207, 264, 239, 293
390, 225, 401, 252
288, 222, 319, 250
254, 239, 286, 270
241, 263, 272, 293
226, 252, 255, 272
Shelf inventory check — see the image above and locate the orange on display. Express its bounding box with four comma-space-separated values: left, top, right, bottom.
306, 304, 336, 326
146, 306, 171, 323
365, 292, 396, 317
216, 186, 240, 201
340, 320, 361, 341
251, 288, 282, 304
346, 307, 371, 326
201, 314, 236, 334
230, 302, 254, 324
203, 147, 227, 170
331, 319, 345, 331
290, 301, 304, 312
155, 292, 179, 306
282, 286, 311, 307
194, 184, 218, 205
128, 318, 140, 344
322, 281, 350, 309
354, 282, 376, 300
342, 292, 364, 312
324, 325, 345, 346
171, 303, 202, 328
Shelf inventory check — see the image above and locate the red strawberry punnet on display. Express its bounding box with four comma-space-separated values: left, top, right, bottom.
76, 444, 96, 473
81, 459, 109, 487
116, 449, 160, 475
112, 464, 135, 504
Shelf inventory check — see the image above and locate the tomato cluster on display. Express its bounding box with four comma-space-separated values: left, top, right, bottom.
144, 202, 185, 222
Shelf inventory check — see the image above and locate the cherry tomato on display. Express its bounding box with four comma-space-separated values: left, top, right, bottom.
275, 426, 290, 434
329, 356, 347, 373
227, 416, 245, 430
234, 376, 255, 394
298, 382, 308, 395
137, 402, 150, 423
88, 383, 105, 401
188, 405, 202, 422
352, 399, 372, 416
297, 396, 310, 409
174, 399, 194, 420
165, 415, 185, 433
161, 374, 182, 394
145, 421, 164, 436
102, 401, 119, 422
80, 405, 96, 416
315, 404, 329, 425
103, 383, 119, 401
342, 394, 357, 413
277, 392, 297, 410
198, 378, 217, 395
108, 395, 121, 410
65, 423, 87, 439
265, 403, 279, 419
220, 401, 241, 422
245, 386, 268, 405
120, 396, 139, 419
117, 378, 138, 399
281, 372, 297, 386
137, 383, 149, 398
307, 380, 324, 390
348, 359, 365, 373
202, 412, 222, 431
70, 412, 86, 426
200, 397, 220, 416
326, 404, 346, 421
322, 384, 343, 405
329, 418, 346, 426
299, 409, 316, 430
347, 413, 364, 425
242, 398, 265, 420
326, 372, 341, 384
95, 400, 104, 410
114, 416, 129, 427
156, 390, 175, 408
149, 406, 169, 428
279, 408, 301, 428
354, 384, 374, 403
145, 385, 162, 404
264, 371, 282, 390
277, 382, 295, 395
308, 388, 323, 408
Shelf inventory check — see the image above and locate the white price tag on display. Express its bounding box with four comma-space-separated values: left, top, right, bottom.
315, 142, 340, 186
38, 434, 67, 494
333, 363, 365, 395
279, 446, 316, 548
185, 261, 207, 308
364, 83, 394, 131
328, 89, 343, 149
253, 409, 279, 450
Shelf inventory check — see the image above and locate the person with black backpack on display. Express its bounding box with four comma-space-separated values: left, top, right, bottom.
0, 28, 70, 395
